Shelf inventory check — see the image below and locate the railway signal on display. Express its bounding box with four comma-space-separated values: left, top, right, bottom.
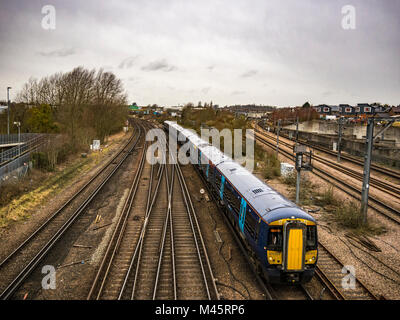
293, 144, 313, 204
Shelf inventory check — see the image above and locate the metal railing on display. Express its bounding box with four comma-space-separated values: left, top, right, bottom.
0, 133, 42, 145
0, 134, 48, 184
0, 153, 31, 184
0, 134, 46, 167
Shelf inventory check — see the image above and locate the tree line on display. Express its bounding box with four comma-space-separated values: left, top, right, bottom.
1, 66, 128, 150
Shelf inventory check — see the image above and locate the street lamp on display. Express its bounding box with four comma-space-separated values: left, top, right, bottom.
13, 121, 21, 156
7, 87, 12, 135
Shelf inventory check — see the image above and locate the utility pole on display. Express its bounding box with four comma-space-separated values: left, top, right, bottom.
7, 87, 11, 135
361, 118, 374, 225
361, 117, 395, 224
337, 117, 343, 162
14, 122, 21, 156
276, 119, 281, 157
295, 116, 299, 143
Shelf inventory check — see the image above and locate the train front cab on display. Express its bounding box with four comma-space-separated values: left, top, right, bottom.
262, 218, 317, 284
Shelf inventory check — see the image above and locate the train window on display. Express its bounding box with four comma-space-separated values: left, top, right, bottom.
244, 213, 258, 240
306, 226, 317, 250
267, 227, 283, 250
223, 182, 240, 214
215, 171, 222, 189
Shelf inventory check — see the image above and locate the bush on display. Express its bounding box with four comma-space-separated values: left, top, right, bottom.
263, 154, 281, 179
32, 152, 52, 171
314, 186, 338, 206
282, 171, 297, 186
334, 201, 363, 228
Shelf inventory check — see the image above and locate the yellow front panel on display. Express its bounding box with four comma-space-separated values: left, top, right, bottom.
287, 229, 303, 270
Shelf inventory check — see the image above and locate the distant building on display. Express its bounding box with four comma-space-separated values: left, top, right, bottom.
226, 104, 275, 118
390, 106, 400, 116
339, 104, 356, 116
315, 104, 332, 115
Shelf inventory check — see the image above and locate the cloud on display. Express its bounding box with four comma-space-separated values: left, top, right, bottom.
37, 48, 76, 57
231, 90, 245, 95
240, 70, 258, 78
141, 59, 177, 72
201, 87, 212, 94
119, 56, 139, 69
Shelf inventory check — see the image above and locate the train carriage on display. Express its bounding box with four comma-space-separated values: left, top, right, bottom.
164, 121, 318, 284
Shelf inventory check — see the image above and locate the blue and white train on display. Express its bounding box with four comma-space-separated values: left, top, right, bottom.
164, 121, 318, 284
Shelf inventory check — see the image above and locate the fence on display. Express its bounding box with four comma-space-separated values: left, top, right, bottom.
0, 134, 46, 166
0, 134, 48, 184
0, 153, 31, 184
0, 133, 44, 145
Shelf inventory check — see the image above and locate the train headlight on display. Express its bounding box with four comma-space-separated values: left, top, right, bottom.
305, 250, 317, 264
267, 251, 282, 265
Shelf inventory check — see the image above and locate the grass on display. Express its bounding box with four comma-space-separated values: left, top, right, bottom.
0, 158, 91, 228
309, 185, 386, 235
331, 200, 386, 235
255, 144, 281, 179
313, 186, 338, 207
0, 135, 123, 228
282, 171, 314, 205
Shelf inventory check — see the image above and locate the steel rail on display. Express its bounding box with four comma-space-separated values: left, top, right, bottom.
0, 122, 142, 300
192, 163, 274, 300
86, 123, 148, 300
174, 163, 220, 300
0, 124, 138, 271
255, 134, 400, 224
315, 242, 378, 300
117, 162, 164, 299
130, 163, 164, 299
256, 123, 400, 181
152, 163, 174, 300
255, 128, 400, 197
254, 131, 381, 300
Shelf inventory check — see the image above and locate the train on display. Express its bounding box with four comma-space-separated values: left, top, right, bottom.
163, 121, 318, 284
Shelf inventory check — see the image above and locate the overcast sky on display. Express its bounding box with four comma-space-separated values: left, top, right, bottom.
0, 0, 399, 107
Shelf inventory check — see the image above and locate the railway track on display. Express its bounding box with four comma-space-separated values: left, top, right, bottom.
258, 122, 400, 182
0, 120, 143, 300
86, 125, 150, 300
256, 126, 400, 196
315, 242, 379, 300
88, 122, 219, 300
192, 163, 275, 300
254, 130, 400, 225
254, 126, 384, 300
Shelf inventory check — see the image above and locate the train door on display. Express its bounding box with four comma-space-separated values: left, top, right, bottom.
220, 175, 225, 200
283, 222, 306, 272
239, 198, 247, 233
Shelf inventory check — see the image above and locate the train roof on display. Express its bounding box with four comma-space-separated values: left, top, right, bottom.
164, 121, 316, 223
216, 160, 300, 219
188, 134, 209, 149
199, 144, 230, 165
